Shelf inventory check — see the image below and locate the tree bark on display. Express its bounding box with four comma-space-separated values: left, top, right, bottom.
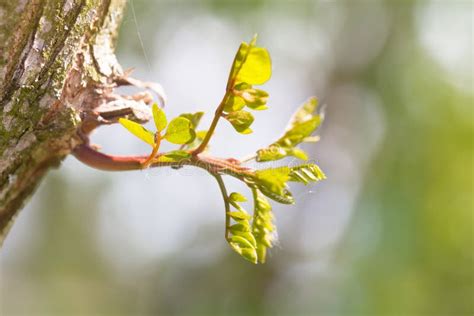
0, 0, 127, 244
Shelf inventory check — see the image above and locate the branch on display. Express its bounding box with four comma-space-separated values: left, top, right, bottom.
212, 173, 232, 241
72, 144, 254, 176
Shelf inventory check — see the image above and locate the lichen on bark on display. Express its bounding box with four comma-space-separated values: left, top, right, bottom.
0, 0, 127, 244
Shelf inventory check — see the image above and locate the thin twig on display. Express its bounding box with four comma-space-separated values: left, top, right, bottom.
211, 173, 231, 241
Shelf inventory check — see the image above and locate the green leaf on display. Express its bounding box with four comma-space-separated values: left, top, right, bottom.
255, 145, 288, 162
240, 248, 258, 264
230, 235, 256, 250
229, 239, 258, 264
256, 97, 322, 162
152, 103, 167, 132
156, 150, 191, 163
229, 223, 251, 234
290, 96, 318, 125
236, 88, 269, 110
164, 117, 194, 144
229, 192, 247, 203
290, 148, 309, 161
237, 47, 272, 85
251, 189, 275, 263
254, 167, 295, 204
179, 112, 204, 129
181, 130, 208, 151
255, 167, 290, 196
227, 35, 272, 90
289, 164, 326, 184
224, 95, 246, 113
226, 110, 254, 134
227, 211, 252, 221
118, 118, 155, 146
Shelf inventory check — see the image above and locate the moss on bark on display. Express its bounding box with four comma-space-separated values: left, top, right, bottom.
0, 0, 127, 244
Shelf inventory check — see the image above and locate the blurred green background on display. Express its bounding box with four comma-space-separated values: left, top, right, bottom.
1, 0, 473, 315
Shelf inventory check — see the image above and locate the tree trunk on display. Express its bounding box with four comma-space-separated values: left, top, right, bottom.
0, 0, 127, 244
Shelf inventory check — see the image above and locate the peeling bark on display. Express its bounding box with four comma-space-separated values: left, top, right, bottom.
0, 0, 127, 244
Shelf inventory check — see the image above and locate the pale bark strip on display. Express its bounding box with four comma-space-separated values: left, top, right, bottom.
0, 0, 127, 244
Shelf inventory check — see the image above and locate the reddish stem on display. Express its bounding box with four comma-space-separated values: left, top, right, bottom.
72, 144, 253, 176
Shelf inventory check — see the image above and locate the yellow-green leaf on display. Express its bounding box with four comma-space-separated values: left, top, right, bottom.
229, 223, 251, 234
230, 235, 256, 250
223, 95, 246, 113
227, 211, 252, 221
253, 167, 295, 204
164, 117, 194, 144
152, 103, 167, 132
288, 164, 326, 184
226, 110, 254, 134
237, 47, 272, 85
179, 112, 204, 129
156, 150, 191, 163
118, 118, 155, 147
230, 192, 247, 203
255, 97, 322, 162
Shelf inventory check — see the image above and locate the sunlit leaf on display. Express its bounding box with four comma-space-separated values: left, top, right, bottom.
164, 117, 194, 144
118, 118, 155, 146
237, 47, 272, 85
234, 85, 269, 110
179, 112, 204, 129
229, 223, 251, 234
224, 95, 246, 112
229, 238, 258, 264
225, 110, 254, 134
289, 164, 326, 184
251, 188, 275, 263
256, 97, 322, 162
230, 192, 247, 203
156, 150, 191, 163
152, 103, 167, 132
253, 167, 295, 204
227, 211, 252, 221
230, 235, 256, 250
181, 130, 208, 151
227, 35, 272, 90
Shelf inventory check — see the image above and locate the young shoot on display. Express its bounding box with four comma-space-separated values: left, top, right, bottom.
75, 35, 326, 264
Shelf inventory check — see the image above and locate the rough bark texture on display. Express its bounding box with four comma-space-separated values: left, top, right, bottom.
0, 0, 127, 244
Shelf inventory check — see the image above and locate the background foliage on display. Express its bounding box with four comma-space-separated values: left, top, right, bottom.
1, 0, 472, 315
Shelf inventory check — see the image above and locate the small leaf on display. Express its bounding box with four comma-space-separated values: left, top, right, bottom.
179, 112, 204, 129
227, 35, 271, 90
251, 188, 276, 263
164, 117, 194, 144
255, 167, 291, 196
227, 211, 252, 221
229, 223, 251, 234
156, 150, 191, 162
230, 235, 256, 250
226, 110, 254, 134
256, 145, 288, 162
229, 240, 258, 264
255, 97, 322, 162
288, 164, 326, 184
237, 47, 272, 85
253, 167, 295, 204
119, 118, 155, 146
240, 248, 258, 264
236, 88, 269, 109
152, 103, 167, 132
181, 130, 208, 151
230, 192, 247, 203
223, 95, 246, 113
235, 232, 258, 248
289, 148, 309, 161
